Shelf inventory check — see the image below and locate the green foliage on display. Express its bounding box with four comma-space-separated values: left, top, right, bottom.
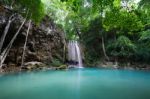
43, 0, 68, 25
81, 18, 103, 60
133, 45, 150, 63
107, 36, 136, 58
104, 9, 143, 33
80, 0, 148, 64
139, 0, 150, 8
138, 0, 150, 25
113, 0, 121, 8
63, 0, 93, 40
51, 59, 63, 67
2, 0, 150, 65
139, 30, 150, 48
15, 0, 45, 23
139, 30, 150, 41
0, 0, 11, 5
92, 0, 114, 12
0, 0, 45, 23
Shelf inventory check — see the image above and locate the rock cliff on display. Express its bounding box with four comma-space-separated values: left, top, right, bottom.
0, 7, 65, 67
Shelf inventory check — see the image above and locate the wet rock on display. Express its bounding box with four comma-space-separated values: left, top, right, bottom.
22, 61, 46, 70
55, 65, 68, 70
1, 63, 20, 73
124, 66, 134, 70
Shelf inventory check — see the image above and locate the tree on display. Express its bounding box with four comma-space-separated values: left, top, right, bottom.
107, 35, 136, 61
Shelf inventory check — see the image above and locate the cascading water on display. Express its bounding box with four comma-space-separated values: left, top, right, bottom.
68, 40, 83, 68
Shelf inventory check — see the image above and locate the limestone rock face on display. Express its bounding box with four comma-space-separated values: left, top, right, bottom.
0, 8, 65, 66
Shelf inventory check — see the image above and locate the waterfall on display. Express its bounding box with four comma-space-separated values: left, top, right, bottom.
68, 40, 83, 68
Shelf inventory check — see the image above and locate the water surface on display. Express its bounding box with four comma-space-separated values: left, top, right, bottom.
0, 68, 150, 99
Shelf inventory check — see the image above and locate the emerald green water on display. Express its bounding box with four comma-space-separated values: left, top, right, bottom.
0, 68, 150, 99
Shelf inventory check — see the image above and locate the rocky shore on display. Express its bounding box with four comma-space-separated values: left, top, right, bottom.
1, 61, 150, 74
97, 62, 150, 70
0, 61, 68, 74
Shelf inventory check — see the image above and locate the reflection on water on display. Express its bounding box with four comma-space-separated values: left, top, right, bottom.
0, 68, 150, 99
75, 69, 82, 99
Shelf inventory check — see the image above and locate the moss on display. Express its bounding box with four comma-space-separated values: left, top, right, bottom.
51, 59, 63, 67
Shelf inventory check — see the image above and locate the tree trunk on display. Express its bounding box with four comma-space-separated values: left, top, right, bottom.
102, 36, 109, 61
99, 0, 109, 61
75, 26, 81, 39
21, 19, 31, 67
0, 13, 27, 68
0, 14, 16, 68
0, 14, 15, 53
63, 42, 67, 63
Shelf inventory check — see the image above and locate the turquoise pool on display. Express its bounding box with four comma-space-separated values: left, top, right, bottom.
0, 68, 150, 99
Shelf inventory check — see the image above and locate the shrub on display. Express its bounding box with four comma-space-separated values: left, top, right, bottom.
107, 35, 136, 59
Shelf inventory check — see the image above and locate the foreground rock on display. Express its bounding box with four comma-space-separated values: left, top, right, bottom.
55, 65, 68, 70
21, 61, 47, 70
0, 64, 20, 73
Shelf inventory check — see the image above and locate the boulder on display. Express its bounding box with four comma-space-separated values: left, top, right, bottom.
22, 61, 46, 70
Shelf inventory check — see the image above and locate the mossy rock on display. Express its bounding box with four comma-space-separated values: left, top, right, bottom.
55, 65, 68, 70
